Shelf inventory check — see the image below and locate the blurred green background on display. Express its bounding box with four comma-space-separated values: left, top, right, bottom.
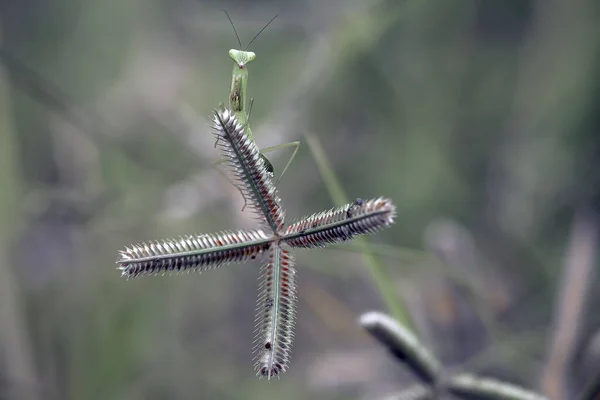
1, 0, 599, 399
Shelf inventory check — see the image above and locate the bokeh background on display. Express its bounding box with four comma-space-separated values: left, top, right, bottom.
1, 0, 599, 399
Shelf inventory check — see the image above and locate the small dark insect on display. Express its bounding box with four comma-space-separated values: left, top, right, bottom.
346, 205, 353, 218
251, 254, 256, 259
347, 198, 364, 218
265, 342, 271, 350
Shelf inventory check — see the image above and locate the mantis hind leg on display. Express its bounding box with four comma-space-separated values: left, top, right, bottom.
259, 141, 301, 184
211, 140, 300, 211
212, 140, 300, 184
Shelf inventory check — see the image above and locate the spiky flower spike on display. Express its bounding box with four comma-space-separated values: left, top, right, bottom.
253, 244, 297, 380
117, 229, 272, 279
282, 198, 396, 249
212, 107, 285, 233
117, 106, 398, 380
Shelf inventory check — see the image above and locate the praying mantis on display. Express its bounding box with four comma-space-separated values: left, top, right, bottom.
216, 12, 300, 188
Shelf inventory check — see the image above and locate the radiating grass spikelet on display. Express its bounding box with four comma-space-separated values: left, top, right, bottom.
282, 197, 396, 249
212, 107, 285, 233
253, 244, 297, 380
116, 229, 272, 279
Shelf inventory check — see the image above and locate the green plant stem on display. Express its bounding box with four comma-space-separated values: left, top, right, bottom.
304, 133, 414, 331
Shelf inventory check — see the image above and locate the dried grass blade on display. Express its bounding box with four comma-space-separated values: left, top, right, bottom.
360, 311, 441, 385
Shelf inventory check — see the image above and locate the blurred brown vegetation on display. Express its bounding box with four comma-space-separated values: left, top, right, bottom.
0, 0, 599, 399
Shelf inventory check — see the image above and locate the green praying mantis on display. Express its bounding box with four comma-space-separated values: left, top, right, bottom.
216, 12, 300, 193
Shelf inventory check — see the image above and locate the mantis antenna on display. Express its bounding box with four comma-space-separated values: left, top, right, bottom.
222, 10, 243, 49
222, 11, 278, 50
246, 14, 279, 50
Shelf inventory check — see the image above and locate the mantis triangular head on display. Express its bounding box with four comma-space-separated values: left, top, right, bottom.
229, 49, 256, 69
